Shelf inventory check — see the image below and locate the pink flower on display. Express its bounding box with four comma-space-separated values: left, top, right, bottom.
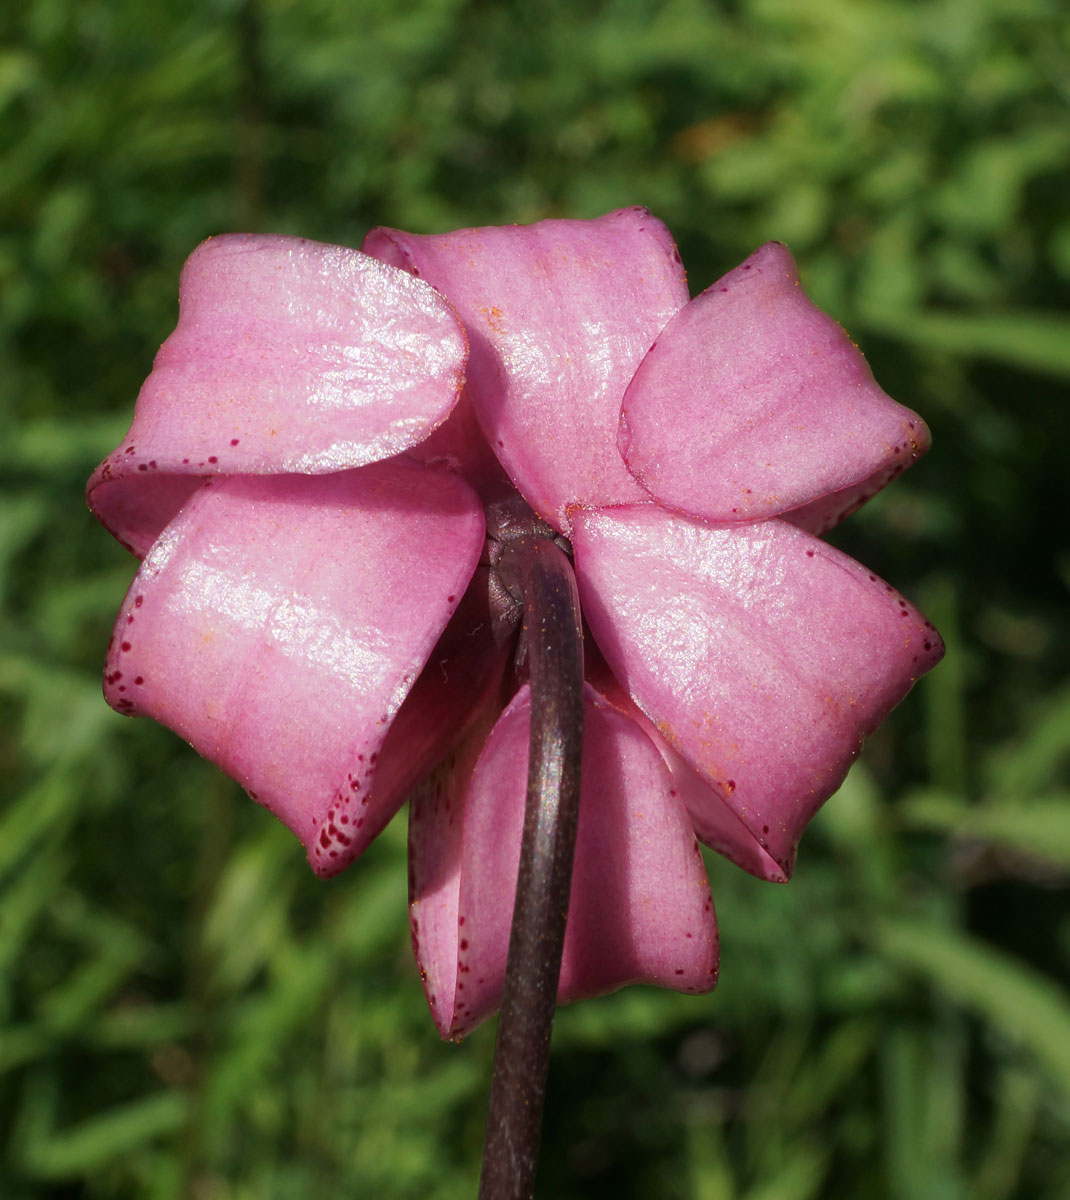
89, 207, 943, 1039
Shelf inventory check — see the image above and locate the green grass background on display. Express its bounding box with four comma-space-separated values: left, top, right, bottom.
2, 0, 1069, 1196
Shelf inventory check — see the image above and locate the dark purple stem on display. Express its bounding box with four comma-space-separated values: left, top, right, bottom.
479, 536, 585, 1200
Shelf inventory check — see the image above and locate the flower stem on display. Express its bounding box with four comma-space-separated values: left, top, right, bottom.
479, 536, 585, 1200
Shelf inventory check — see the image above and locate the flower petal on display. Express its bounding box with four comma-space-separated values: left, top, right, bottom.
88, 235, 467, 556
409, 683, 718, 1039
571, 505, 944, 878
584, 648, 788, 882
376, 564, 514, 859
363, 207, 689, 533
407, 703, 502, 1040
402, 388, 517, 507
103, 459, 484, 877
618, 242, 929, 531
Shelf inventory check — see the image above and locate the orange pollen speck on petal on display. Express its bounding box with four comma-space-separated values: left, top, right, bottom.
480, 306, 505, 333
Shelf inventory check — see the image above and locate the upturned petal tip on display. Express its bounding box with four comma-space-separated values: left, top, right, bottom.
88, 234, 468, 557
618, 241, 930, 532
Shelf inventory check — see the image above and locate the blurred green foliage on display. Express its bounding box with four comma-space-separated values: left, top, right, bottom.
2, 0, 1068, 1196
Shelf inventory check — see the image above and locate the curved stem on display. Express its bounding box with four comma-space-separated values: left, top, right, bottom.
479, 536, 585, 1200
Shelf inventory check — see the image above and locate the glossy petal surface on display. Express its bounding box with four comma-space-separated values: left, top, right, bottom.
363, 207, 689, 532
571, 505, 944, 877
103, 459, 484, 876
88, 235, 467, 556
409, 684, 718, 1038
619, 242, 929, 531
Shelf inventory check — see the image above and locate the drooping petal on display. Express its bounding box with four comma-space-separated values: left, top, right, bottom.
363, 207, 690, 533
618, 242, 929, 532
103, 459, 484, 877
409, 683, 718, 1039
88, 235, 467, 556
571, 505, 944, 879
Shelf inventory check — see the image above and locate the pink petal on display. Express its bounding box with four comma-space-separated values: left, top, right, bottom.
571, 505, 944, 879
363, 207, 689, 533
402, 388, 516, 507
618, 242, 930, 531
88, 235, 467, 556
377, 565, 513, 826
409, 683, 718, 1039
103, 459, 484, 877
584, 650, 788, 882
407, 703, 503, 1040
